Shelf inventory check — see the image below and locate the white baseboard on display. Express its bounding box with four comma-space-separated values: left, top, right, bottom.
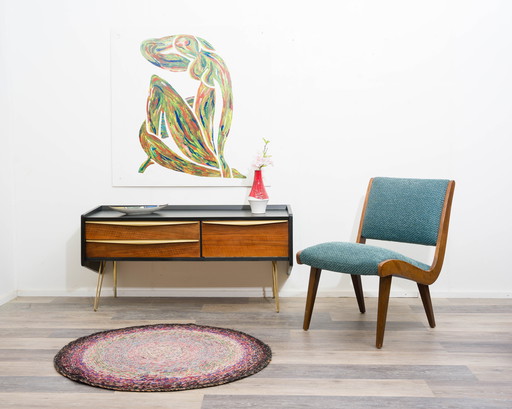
281, 290, 512, 298
0, 290, 17, 306
14, 288, 512, 299
16, 289, 95, 297
116, 287, 275, 298
17, 287, 275, 298
428, 291, 512, 298
279, 289, 422, 298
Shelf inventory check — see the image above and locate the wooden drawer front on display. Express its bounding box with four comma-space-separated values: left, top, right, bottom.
85, 221, 199, 240
86, 241, 200, 258
202, 221, 289, 258
85, 221, 200, 258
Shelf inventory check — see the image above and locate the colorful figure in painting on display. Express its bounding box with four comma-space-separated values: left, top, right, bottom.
138, 34, 245, 179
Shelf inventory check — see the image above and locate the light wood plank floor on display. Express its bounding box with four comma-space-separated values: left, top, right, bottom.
0, 296, 511, 408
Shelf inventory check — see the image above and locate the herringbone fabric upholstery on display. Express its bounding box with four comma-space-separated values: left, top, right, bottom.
361, 177, 449, 246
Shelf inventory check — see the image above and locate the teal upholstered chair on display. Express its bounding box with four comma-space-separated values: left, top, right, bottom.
297, 177, 455, 348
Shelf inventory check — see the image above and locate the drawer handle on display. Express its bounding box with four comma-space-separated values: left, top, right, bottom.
86, 221, 198, 227
203, 221, 287, 226
86, 239, 199, 245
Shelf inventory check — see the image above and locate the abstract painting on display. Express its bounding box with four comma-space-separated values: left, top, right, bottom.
111, 29, 268, 186
138, 35, 245, 179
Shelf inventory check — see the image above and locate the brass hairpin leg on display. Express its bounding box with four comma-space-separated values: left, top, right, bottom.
93, 261, 106, 312
272, 261, 280, 313
113, 261, 118, 298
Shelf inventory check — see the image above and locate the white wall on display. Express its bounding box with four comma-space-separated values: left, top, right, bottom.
1, 0, 511, 300
0, 0, 16, 303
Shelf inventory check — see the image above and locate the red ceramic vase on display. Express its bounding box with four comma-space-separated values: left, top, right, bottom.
249, 169, 269, 200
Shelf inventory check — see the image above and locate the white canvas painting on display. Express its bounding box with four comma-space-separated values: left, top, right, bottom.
111, 27, 271, 186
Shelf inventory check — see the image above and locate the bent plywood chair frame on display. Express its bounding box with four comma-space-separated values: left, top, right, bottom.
297, 178, 455, 348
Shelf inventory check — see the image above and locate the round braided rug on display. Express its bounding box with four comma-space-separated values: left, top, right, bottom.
54, 323, 271, 392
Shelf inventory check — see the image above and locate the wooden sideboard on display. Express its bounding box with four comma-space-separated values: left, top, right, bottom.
81, 205, 293, 311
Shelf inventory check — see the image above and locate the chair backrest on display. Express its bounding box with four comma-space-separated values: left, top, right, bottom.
360, 177, 451, 246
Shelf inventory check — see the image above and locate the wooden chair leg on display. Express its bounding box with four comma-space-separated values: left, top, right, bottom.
376, 276, 392, 349
303, 267, 322, 331
351, 274, 366, 313
418, 283, 436, 328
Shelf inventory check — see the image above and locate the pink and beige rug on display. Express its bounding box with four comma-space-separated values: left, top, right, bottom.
54, 323, 271, 392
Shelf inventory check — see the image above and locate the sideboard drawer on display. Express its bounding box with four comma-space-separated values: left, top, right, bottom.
85, 221, 200, 258
86, 241, 200, 258
85, 221, 199, 240
202, 221, 289, 258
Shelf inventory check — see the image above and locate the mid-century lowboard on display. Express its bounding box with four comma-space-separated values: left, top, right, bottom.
81, 205, 293, 312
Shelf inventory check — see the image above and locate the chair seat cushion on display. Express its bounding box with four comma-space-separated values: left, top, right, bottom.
298, 242, 430, 275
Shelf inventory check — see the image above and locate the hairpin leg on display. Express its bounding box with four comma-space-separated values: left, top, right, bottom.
113, 261, 118, 298
272, 261, 280, 313
93, 261, 106, 312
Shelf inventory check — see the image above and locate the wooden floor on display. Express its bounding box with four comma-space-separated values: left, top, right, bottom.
0, 296, 511, 408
